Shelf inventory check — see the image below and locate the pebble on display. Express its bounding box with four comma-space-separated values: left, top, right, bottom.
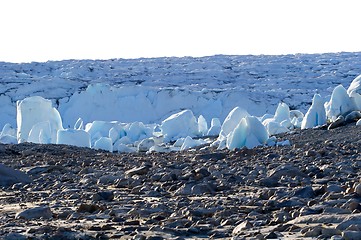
92, 191, 114, 201
354, 183, 361, 196
326, 184, 345, 193
15, 206, 53, 220
125, 165, 150, 176
293, 186, 315, 198
342, 230, 361, 240
336, 214, 361, 231
232, 220, 253, 235
77, 203, 103, 213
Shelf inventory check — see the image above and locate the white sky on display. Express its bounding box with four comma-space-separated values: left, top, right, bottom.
0, 0, 360, 63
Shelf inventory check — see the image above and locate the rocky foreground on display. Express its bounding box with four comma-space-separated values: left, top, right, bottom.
1, 124, 361, 239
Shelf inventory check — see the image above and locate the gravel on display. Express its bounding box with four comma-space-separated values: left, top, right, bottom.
1, 123, 361, 239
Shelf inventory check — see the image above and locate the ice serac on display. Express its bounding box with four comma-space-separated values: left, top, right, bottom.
301, 94, 326, 129
347, 74, 361, 97
207, 118, 221, 136
226, 116, 268, 150
161, 109, 199, 142
57, 129, 91, 148
290, 110, 304, 128
347, 74, 361, 110
226, 118, 247, 150
197, 115, 208, 136
218, 107, 249, 140
274, 102, 290, 122
16, 96, 63, 143
325, 85, 355, 121
213, 107, 249, 149
262, 103, 291, 135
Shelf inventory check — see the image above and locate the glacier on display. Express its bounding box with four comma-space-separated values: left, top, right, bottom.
1, 53, 361, 151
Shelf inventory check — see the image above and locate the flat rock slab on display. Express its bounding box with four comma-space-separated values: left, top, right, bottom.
15, 206, 53, 220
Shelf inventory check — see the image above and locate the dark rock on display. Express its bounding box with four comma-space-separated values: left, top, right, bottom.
266, 153, 280, 159
195, 167, 211, 179
277, 199, 304, 208
174, 183, 194, 195
328, 115, 345, 130
191, 183, 215, 195
342, 230, 361, 240
92, 191, 114, 201
268, 164, 309, 180
77, 203, 103, 213
326, 184, 344, 193
259, 177, 279, 187
299, 206, 323, 216
194, 152, 226, 160
0, 163, 32, 187
3, 233, 27, 240
345, 111, 361, 123
265, 231, 278, 239
293, 186, 315, 198
190, 208, 217, 218
305, 150, 317, 157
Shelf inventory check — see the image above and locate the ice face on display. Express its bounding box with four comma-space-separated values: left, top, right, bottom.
137, 138, 155, 152
94, 137, 113, 152
74, 118, 84, 130
16, 96, 63, 143
0, 123, 17, 144
27, 121, 51, 144
1, 123, 16, 138
161, 109, 199, 142
57, 129, 91, 148
301, 94, 326, 129
126, 122, 153, 142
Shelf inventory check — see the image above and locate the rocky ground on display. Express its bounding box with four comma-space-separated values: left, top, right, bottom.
1, 124, 361, 239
